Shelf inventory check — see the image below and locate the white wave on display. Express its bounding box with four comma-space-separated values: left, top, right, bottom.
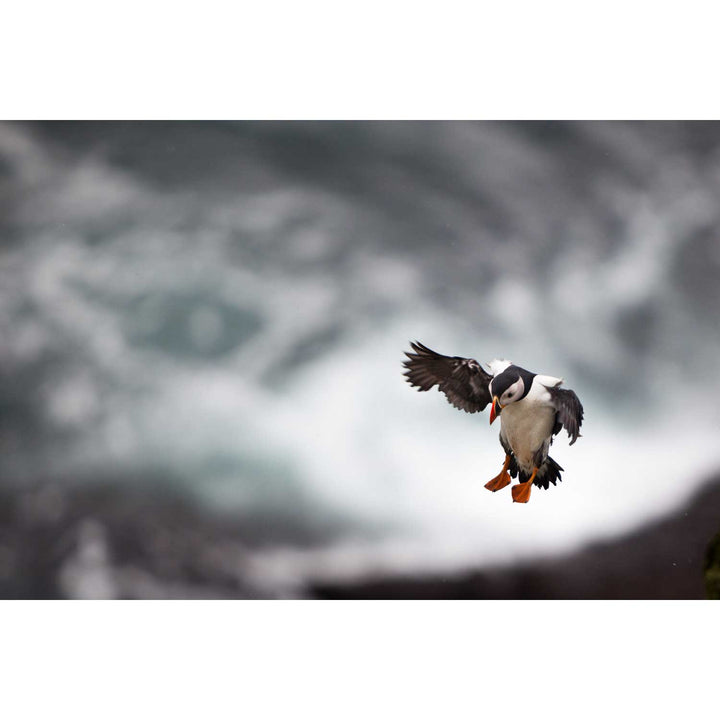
238, 319, 720, 589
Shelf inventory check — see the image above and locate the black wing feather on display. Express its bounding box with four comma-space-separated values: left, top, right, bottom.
549, 387, 584, 445
402, 341, 492, 414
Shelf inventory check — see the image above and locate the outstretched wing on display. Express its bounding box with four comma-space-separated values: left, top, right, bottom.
402, 341, 493, 413
549, 387, 584, 445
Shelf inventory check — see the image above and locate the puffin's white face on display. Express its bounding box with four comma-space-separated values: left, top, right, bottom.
489, 372, 526, 425
498, 376, 525, 406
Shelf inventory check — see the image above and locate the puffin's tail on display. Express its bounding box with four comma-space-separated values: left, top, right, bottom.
518, 456, 564, 490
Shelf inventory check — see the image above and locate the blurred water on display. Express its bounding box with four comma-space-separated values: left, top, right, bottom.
2, 121, 720, 590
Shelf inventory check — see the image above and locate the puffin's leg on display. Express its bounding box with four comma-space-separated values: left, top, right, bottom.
511, 467, 538, 503
485, 454, 512, 492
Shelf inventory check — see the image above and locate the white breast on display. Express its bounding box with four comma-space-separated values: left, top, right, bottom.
499, 378, 557, 472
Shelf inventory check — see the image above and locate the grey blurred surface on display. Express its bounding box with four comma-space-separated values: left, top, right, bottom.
2, 121, 720, 598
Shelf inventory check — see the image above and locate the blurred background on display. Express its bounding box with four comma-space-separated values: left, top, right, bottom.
1, 120, 720, 598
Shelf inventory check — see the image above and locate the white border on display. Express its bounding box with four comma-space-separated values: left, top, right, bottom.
2, 2, 720, 119
1, 601, 714, 718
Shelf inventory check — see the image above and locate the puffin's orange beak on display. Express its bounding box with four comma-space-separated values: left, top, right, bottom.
490, 396, 502, 425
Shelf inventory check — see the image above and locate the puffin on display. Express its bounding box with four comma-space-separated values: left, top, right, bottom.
402, 341, 584, 503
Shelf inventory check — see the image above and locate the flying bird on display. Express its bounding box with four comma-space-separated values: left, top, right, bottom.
402, 341, 584, 503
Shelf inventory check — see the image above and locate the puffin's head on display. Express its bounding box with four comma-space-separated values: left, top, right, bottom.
489, 367, 526, 424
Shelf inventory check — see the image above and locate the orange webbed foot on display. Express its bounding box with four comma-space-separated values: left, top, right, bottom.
484, 472, 512, 492
512, 467, 539, 503
511, 481, 533, 503
485, 455, 512, 492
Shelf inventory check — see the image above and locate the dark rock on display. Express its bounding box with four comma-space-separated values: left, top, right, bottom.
4, 472, 720, 599
311, 473, 720, 599
0, 482, 275, 599
704, 531, 720, 599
